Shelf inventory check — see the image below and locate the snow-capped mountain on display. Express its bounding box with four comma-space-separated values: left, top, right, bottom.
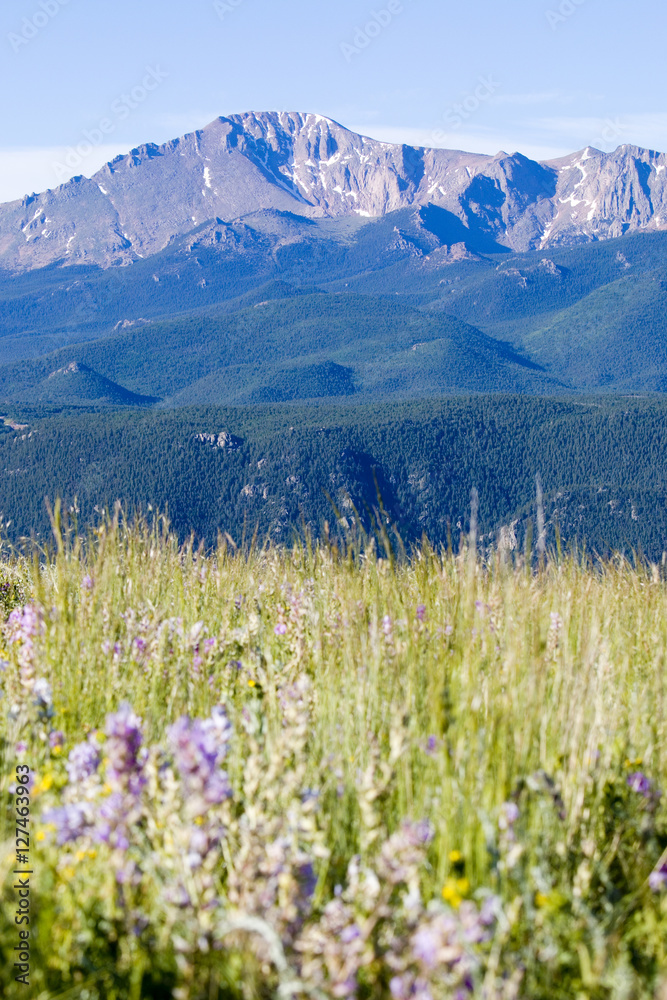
2, 111, 667, 272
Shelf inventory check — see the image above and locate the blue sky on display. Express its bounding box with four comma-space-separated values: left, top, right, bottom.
0, 0, 664, 202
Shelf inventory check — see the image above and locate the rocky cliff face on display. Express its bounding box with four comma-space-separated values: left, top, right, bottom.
2, 111, 667, 272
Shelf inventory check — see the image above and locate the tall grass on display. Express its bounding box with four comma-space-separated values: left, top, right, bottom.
1, 511, 666, 998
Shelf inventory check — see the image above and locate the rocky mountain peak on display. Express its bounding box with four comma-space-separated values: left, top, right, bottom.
1, 112, 667, 273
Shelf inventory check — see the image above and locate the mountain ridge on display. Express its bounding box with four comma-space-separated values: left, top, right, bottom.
3, 111, 667, 273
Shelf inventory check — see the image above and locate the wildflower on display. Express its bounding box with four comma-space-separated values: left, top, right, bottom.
416, 604, 427, 622
425, 736, 439, 756
377, 821, 433, 887
81, 575, 94, 592
413, 910, 462, 965
168, 706, 232, 813
382, 615, 393, 635
15, 741, 27, 754
97, 792, 130, 850
478, 893, 501, 926
49, 730, 65, 750
649, 863, 667, 892
449, 850, 463, 864
340, 923, 362, 944
6, 603, 41, 644
105, 704, 146, 793
66, 738, 101, 783
627, 772, 652, 798
274, 623, 288, 635
442, 879, 465, 908
389, 976, 413, 1000
43, 802, 89, 845
498, 801, 520, 830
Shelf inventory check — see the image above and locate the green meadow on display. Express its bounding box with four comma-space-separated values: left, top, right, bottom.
1, 512, 666, 999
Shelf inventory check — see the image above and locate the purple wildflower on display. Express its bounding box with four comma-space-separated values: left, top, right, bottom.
105, 704, 145, 792
66, 738, 101, 783
499, 802, 520, 829
416, 604, 427, 622
168, 706, 232, 811
478, 893, 501, 927
82, 575, 94, 592
49, 730, 65, 749
425, 735, 439, 756
97, 792, 130, 850
43, 802, 89, 845
7, 603, 41, 643
15, 741, 27, 755
407, 819, 435, 846
274, 623, 288, 636
649, 864, 667, 892
390, 976, 412, 1000
204, 638, 216, 652
412, 924, 441, 968
628, 772, 652, 798
297, 859, 318, 902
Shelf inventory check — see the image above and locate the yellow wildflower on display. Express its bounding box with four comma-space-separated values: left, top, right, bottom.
35, 773, 54, 794
442, 879, 463, 908
449, 850, 463, 864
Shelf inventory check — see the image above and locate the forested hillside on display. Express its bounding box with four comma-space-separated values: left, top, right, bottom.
1, 218, 667, 399
2, 395, 667, 558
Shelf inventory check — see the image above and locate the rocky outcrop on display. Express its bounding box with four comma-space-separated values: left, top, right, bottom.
194, 431, 243, 450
